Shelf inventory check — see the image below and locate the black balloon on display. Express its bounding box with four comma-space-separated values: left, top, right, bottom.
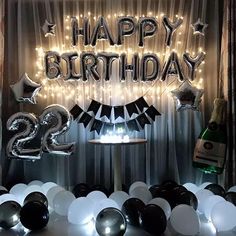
149, 184, 161, 198
20, 201, 49, 231
0, 201, 21, 229
225, 192, 236, 206
0, 189, 8, 196
176, 191, 198, 210
96, 207, 127, 236
161, 180, 178, 190
121, 198, 145, 226
24, 191, 48, 208
72, 183, 91, 198
141, 204, 167, 235
205, 184, 225, 197
91, 184, 109, 197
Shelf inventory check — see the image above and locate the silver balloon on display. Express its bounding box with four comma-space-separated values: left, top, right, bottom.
95, 207, 127, 236
24, 191, 48, 208
163, 16, 183, 47
10, 73, 42, 104
45, 51, 61, 79
61, 52, 81, 80
98, 53, 119, 81
140, 53, 160, 81
90, 16, 115, 46
71, 16, 90, 46
42, 19, 56, 37
81, 52, 100, 81
138, 17, 158, 47
117, 17, 136, 45
119, 53, 139, 82
161, 52, 185, 82
0, 201, 21, 229
183, 52, 205, 81
6, 112, 41, 160
39, 104, 75, 155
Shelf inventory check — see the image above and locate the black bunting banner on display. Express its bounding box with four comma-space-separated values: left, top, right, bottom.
137, 113, 151, 128
78, 112, 92, 128
114, 106, 124, 119
145, 105, 161, 121
127, 119, 139, 132
87, 100, 101, 115
90, 119, 103, 134
70, 104, 83, 120
126, 102, 139, 117
100, 104, 112, 119
135, 97, 149, 112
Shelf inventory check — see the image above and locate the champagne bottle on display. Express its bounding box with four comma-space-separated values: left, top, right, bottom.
193, 98, 227, 174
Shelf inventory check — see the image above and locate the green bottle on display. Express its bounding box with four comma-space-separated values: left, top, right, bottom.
193, 98, 227, 174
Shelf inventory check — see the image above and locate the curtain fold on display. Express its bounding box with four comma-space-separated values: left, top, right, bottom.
1, 0, 223, 189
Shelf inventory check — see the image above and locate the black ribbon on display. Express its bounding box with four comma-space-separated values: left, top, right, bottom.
114, 106, 124, 120
126, 102, 139, 117
100, 104, 112, 119
127, 119, 139, 131
90, 119, 103, 134
70, 104, 83, 120
145, 105, 161, 121
78, 112, 92, 128
136, 113, 150, 129
135, 97, 149, 112
87, 100, 101, 115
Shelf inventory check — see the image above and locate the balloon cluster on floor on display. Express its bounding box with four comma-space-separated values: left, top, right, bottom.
0, 180, 236, 235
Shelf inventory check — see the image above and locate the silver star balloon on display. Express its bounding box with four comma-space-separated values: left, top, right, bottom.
42, 19, 56, 37
171, 81, 204, 111
10, 73, 42, 104
191, 18, 208, 36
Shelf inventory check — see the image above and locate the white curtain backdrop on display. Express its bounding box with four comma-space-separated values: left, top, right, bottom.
1, 0, 222, 189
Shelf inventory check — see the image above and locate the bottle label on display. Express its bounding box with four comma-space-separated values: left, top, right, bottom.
193, 139, 226, 168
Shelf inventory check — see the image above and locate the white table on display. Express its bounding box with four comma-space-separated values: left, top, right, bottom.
88, 139, 147, 192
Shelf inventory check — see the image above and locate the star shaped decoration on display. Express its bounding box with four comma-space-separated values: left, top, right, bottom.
42, 19, 56, 37
191, 18, 208, 36
10, 73, 42, 104
171, 81, 204, 111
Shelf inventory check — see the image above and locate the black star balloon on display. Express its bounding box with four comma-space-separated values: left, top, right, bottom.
171, 81, 204, 111
10, 73, 42, 104
42, 19, 56, 37
191, 18, 208, 36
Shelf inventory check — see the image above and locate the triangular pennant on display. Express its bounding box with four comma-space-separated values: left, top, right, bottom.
103, 123, 114, 134
136, 113, 151, 129
135, 97, 149, 112
78, 112, 92, 128
70, 104, 83, 120
145, 105, 161, 121
126, 102, 139, 117
87, 100, 101, 115
90, 119, 104, 134
127, 119, 139, 131
114, 106, 125, 120
100, 104, 112, 119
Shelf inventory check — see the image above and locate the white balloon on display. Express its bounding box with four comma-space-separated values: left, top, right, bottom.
42, 182, 58, 195
87, 191, 107, 204
93, 198, 119, 219
195, 189, 214, 213
10, 183, 27, 205
129, 181, 148, 194
0, 186, 8, 191
203, 195, 225, 221
170, 204, 200, 235
46, 185, 64, 209
0, 193, 20, 204
130, 186, 152, 204
53, 190, 76, 216
183, 183, 200, 194
148, 197, 171, 219
28, 180, 44, 186
68, 197, 94, 225
211, 201, 236, 231
228, 186, 236, 193
199, 182, 212, 189
109, 191, 130, 210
